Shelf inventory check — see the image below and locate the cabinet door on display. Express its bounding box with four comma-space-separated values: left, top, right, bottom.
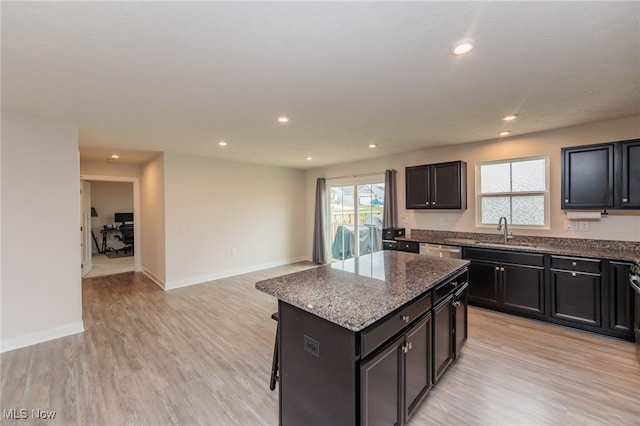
561, 144, 614, 209
430, 161, 466, 209
501, 264, 545, 316
433, 296, 454, 383
620, 139, 640, 208
607, 261, 634, 338
405, 165, 430, 209
360, 335, 403, 426
453, 283, 468, 357
467, 260, 499, 307
550, 270, 601, 327
404, 314, 432, 421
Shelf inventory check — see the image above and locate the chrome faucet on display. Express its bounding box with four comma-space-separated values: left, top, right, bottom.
497, 216, 512, 243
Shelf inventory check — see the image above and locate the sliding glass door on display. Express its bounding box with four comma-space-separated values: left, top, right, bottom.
328, 177, 384, 261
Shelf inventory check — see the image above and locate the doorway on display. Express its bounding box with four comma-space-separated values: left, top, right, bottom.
328, 176, 385, 261
80, 175, 141, 277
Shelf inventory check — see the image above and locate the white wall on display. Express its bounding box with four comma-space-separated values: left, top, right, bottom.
89, 180, 133, 227
1, 111, 83, 352
304, 116, 640, 256
163, 153, 306, 289
140, 154, 166, 287
80, 159, 141, 179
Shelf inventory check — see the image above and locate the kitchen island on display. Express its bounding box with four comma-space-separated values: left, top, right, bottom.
256, 250, 469, 426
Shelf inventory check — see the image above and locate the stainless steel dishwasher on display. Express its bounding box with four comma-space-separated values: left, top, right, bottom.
419, 243, 462, 258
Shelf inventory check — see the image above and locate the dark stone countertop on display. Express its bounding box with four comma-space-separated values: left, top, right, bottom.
397, 230, 640, 266
255, 250, 469, 332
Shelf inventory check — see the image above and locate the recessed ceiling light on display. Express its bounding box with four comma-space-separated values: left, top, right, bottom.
218, 141, 227, 147
305, 156, 313, 161
503, 114, 518, 121
368, 144, 377, 149
450, 39, 475, 55
111, 154, 120, 159
499, 131, 511, 137
278, 116, 289, 123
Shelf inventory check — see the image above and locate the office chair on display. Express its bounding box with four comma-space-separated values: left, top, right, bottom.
115, 224, 134, 254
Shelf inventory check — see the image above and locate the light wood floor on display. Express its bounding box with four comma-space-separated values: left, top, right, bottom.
1, 263, 639, 425
84, 253, 135, 278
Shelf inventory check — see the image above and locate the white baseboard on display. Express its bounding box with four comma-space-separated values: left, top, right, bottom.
0, 321, 85, 353
142, 268, 166, 290
164, 256, 309, 290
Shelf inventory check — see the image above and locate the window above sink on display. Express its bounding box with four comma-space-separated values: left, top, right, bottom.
476, 156, 550, 230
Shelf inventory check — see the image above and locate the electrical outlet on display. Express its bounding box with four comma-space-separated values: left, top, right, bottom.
564, 220, 578, 231
401, 216, 407, 223
579, 221, 589, 231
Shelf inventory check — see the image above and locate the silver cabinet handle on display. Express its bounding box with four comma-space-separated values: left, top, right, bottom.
572, 272, 577, 277
572, 261, 577, 266
565, 199, 569, 202
495, 266, 500, 271
622, 198, 629, 203
401, 315, 410, 323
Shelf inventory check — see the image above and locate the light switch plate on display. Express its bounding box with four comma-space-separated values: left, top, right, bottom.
564, 220, 578, 231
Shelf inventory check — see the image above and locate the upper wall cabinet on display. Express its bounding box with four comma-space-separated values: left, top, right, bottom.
406, 161, 467, 210
561, 139, 640, 210
620, 139, 640, 208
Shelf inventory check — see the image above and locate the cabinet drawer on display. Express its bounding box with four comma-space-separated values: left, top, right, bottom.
396, 240, 419, 253
550, 255, 601, 274
361, 292, 432, 358
434, 271, 468, 305
463, 247, 544, 267
382, 241, 398, 250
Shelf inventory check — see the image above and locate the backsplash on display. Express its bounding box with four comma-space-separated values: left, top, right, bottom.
409, 229, 640, 253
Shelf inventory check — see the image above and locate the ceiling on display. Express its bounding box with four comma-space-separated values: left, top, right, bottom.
2, 2, 639, 169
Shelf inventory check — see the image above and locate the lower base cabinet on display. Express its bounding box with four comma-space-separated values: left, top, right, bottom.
465, 249, 635, 341
278, 269, 469, 426
550, 269, 601, 327
433, 296, 453, 383
608, 262, 635, 337
360, 315, 432, 426
465, 248, 545, 317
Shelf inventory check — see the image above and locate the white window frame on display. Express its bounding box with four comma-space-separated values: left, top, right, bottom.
475, 155, 550, 230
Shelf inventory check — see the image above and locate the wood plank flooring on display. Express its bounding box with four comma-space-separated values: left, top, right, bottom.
1, 263, 639, 425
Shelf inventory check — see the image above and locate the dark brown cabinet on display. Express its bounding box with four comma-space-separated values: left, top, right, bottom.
433, 295, 453, 383
453, 283, 469, 356
406, 161, 466, 210
464, 247, 635, 341
620, 139, 640, 208
561, 143, 614, 209
403, 315, 432, 421
549, 256, 601, 329
360, 334, 403, 426
360, 314, 432, 426
562, 138, 640, 209
465, 248, 545, 318
607, 261, 635, 339
432, 276, 468, 384
396, 240, 419, 253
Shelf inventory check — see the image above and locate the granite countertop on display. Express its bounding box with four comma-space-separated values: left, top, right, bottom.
255, 250, 469, 332
397, 230, 640, 266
